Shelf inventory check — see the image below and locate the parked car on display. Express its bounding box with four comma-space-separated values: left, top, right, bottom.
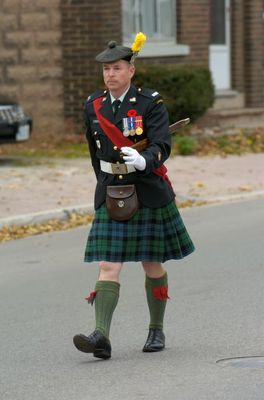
0, 102, 32, 144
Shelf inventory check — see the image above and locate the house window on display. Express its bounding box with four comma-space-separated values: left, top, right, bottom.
210, 0, 226, 45
122, 0, 176, 43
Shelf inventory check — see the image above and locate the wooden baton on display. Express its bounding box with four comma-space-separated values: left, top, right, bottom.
131, 117, 190, 152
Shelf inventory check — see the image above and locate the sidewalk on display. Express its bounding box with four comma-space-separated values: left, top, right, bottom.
0, 153, 264, 228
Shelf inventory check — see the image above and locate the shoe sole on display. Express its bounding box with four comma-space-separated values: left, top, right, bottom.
142, 346, 165, 352
73, 335, 111, 359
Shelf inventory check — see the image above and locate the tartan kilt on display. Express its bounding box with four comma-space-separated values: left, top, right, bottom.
84, 201, 195, 263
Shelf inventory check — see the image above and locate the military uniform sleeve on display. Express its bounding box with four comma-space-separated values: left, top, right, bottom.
84, 100, 100, 180
138, 97, 171, 176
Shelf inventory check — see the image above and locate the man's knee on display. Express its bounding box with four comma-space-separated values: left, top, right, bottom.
142, 262, 165, 278
99, 261, 122, 279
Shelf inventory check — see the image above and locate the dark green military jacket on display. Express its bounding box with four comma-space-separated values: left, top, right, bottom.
84, 85, 175, 209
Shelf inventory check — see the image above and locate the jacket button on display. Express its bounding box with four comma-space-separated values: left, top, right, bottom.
118, 175, 123, 180
113, 146, 117, 150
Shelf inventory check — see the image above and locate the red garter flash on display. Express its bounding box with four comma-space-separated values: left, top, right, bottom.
85, 291, 97, 305
152, 286, 170, 300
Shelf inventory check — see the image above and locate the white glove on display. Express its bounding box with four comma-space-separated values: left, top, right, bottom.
121, 147, 146, 171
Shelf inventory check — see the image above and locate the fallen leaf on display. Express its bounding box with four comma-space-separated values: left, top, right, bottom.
239, 185, 252, 192
193, 181, 206, 188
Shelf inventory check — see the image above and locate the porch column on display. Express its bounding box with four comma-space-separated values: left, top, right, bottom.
231, 0, 245, 94
244, 0, 264, 107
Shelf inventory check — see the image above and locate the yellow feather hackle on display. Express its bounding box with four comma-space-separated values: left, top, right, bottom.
131, 32, 147, 53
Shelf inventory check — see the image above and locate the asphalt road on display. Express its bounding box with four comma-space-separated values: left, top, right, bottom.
0, 198, 264, 400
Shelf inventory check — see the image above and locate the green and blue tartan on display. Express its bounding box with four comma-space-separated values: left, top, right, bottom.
84, 201, 195, 263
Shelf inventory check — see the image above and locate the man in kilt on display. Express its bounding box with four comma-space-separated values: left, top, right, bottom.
73, 33, 195, 359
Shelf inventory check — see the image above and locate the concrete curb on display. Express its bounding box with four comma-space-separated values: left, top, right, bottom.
186, 189, 264, 204
0, 190, 264, 229
0, 203, 94, 229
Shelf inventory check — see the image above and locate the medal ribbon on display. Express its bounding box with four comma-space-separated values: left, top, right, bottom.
93, 96, 172, 186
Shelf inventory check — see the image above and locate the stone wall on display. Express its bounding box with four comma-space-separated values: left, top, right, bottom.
0, 0, 64, 135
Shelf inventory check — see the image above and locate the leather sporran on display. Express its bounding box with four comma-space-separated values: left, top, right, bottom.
106, 184, 138, 221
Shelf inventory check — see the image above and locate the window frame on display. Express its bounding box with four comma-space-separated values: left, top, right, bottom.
122, 0, 189, 57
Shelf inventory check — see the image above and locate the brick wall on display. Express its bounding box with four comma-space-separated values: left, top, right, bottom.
0, 0, 64, 135
61, 0, 122, 134
244, 0, 264, 107
177, 0, 210, 65
1, 1, 262, 137
61, 0, 211, 133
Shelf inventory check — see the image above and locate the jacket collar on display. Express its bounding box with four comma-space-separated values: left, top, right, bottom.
115, 85, 138, 123
99, 85, 138, 124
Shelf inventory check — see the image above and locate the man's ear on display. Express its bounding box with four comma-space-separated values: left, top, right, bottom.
130, 65, 136, 78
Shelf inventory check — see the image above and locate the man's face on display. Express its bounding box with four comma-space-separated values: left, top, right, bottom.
103, 60, 135, 94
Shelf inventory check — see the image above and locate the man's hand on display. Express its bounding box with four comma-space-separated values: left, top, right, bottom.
121, 147, 146, 171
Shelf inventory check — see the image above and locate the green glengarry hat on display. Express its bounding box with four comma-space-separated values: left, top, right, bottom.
95, 41, 133, 63
95, 32, 147, 63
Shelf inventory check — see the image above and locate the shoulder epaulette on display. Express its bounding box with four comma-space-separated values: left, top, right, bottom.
137, 87, 162, 99
86, 89, 107, 103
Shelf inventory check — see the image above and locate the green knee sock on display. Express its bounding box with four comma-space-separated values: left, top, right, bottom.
94, 280, 120, 338
145, 272, 169, 329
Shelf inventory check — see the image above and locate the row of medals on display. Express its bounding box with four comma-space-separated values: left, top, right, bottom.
122, 116, 143, 137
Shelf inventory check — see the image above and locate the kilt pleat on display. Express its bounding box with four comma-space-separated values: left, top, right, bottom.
84, 201, 195, 263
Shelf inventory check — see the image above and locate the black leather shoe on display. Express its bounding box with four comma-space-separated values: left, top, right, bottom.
142, 328, 165, 352
73, 330, 111, 359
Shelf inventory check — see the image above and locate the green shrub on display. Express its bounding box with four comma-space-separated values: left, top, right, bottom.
133, 64, 215, 123
174, 136, 198, 155
216, 136, 229, 148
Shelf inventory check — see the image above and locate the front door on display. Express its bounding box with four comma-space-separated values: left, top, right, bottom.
209, 0, 231, 90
